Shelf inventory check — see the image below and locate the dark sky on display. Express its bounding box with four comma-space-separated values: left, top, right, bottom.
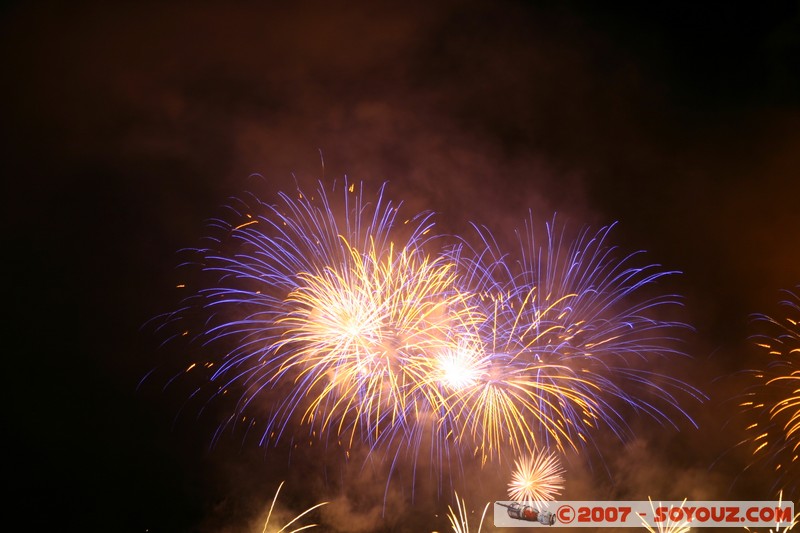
3, 1, 800, 532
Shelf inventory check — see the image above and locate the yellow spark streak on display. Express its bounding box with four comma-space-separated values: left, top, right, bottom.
260, 481, 328, 533
444, 492, 489, 533
641, 498, 691, 533
743, 491, 799, 533
234, 219, 259, 231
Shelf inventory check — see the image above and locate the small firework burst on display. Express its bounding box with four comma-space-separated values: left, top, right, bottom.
440, 492, 489, 533
743, 491, 799, 533
742, 286, 800, 494
641, 498, 691, 533
507, 449, 565, 502
259, 481, 328, 533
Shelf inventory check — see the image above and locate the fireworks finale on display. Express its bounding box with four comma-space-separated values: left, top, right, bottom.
157, 179, 701, 502
8, 3, 800, 531
742, 287, 800, 495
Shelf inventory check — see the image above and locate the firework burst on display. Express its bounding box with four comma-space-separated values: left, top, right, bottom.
507, 449, 565, 502
274, 236, 479, 447
744, 491, 800, 533
155, 180, 702, 493
439, 492, 489, 533
161, 180, 483, 471
259, 481, 328, 533
741, 286, 800, 495
641, 498, 691, 533
443, 215, 702, 460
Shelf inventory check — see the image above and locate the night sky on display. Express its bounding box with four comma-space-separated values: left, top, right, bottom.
3, 2, 800, 532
